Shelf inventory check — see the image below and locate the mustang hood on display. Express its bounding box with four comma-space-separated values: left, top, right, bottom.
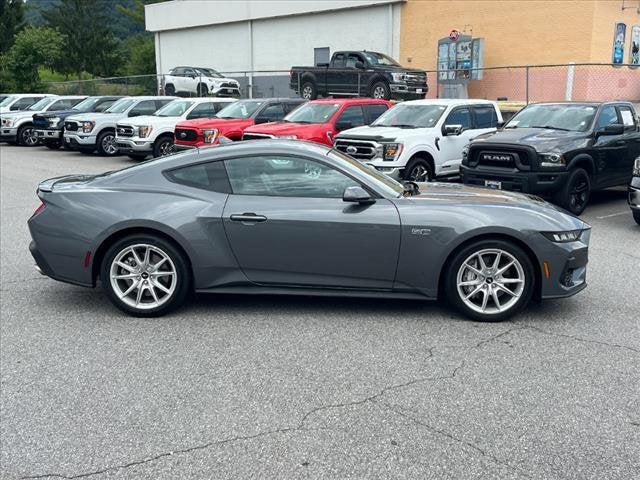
473, 128, 587, 152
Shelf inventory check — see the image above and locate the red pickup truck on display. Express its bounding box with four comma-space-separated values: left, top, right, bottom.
242, 98, 392, 146
174, 98, 305, 149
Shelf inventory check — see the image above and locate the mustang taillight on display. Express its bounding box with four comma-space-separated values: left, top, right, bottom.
31, 201, 46, 218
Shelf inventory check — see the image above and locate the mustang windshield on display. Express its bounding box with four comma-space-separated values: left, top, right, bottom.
505, 104, 597, 132
372, 104, 446, 128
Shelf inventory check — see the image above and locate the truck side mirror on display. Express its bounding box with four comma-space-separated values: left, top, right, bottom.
354, 61, 365, 70
443, 124, 463, 136
496, 121, 506, 129
598, 124, 624, 136
335, 120, 354, 131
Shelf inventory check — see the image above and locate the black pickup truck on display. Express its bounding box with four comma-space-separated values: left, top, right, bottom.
461, 101, 640, 215
290, 51, 427, 101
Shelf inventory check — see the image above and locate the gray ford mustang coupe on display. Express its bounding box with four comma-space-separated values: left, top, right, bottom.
28, 140, 590, 321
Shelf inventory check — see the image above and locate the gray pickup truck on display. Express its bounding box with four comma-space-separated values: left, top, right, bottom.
290, 50, 427, 101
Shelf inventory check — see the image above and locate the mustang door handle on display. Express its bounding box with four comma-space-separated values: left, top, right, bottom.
230, 213, 268, 223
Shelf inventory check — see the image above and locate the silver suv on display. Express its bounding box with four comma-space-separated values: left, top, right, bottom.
64, 96, 176, 155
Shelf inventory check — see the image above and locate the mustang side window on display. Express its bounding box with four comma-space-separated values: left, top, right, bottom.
224, 156, 359, 198
165, 161, 232, 193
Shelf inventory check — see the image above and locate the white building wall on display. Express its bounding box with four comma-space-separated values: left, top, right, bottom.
153, 2, 403, 75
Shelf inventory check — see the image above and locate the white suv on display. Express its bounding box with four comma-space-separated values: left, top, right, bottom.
115, 97, 236, 160
334, 99, 502, 181
163, 67, 241, 97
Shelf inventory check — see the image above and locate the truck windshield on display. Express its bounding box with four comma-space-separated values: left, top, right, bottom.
72, 97, 103, 112
362, 52, 401, 67
372, 104, 446, 128
196, 68, 224, 78
155, 100, 194, 117
105, 98, 135, 114
0, 95, 15, 107
216, 100, 264, 119
28, 97, 56, 111
284, 103, 340, 124
505, 104, 597, 132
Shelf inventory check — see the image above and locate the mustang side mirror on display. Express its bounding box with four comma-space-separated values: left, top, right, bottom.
343, 186, 375, 204
598, 124, 624, 136
443, 124, 463, 136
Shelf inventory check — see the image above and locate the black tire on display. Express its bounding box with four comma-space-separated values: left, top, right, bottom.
17, 124, 38, 146
554, 168, 591, 215
300, 81, 317, 100
153, 135, 173, 158
164, 84, 175, 96
633, 210, 640, 226
370, 81, 391, 100
44, 141, 61, 150
96, 130, 118, 156
403, 156, 434, 182
444, 239, 535, 322
100, 234, 191, 317
128, 153, 148, 161
197, 83, 209, 96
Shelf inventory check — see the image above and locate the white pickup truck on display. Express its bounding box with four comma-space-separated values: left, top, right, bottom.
115, 97, 236, 160
163, 67, 241, 97
334, 99, 502, 181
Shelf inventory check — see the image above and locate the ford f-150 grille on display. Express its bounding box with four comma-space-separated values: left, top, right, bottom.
116, 124, 135, 137
175, 128, 198, 142
242, 133, 275, 140
65, 121, 79, 132
405, 73, 427, 84
334, 139, 379, 161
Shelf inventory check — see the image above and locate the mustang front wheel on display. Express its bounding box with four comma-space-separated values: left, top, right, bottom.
445, 240, 534, 322
101, 235, 190, 317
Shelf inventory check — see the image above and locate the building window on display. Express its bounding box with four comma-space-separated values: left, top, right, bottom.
314, 47, 330, 66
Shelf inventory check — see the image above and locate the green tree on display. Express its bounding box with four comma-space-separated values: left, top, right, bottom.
0, 0, 26, 54
3, 26, 65, 91
43, 0, 121, 78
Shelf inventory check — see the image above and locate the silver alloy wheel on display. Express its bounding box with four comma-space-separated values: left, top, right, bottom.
159, 140, 173, 156
373, 86, 386, 98
110, 244, 177, 310
302, 85, 313, 99
22, 127, 38, 146
456, 248, 525, 315
409, 164, 429, 182
102, 134, 118, 155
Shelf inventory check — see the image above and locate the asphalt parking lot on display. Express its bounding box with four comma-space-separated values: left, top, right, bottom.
1, 144, 638, 480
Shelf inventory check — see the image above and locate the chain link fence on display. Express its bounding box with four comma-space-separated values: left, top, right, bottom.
44, 63, 639, 103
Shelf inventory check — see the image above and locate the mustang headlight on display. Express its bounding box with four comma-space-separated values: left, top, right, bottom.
202, 129, 218, 143
633, 157, 640, 176
276, 135, 297, 139
383, 143, 403, 161
138, 126, 152, 138
390, 72, 406, 83
82, 121, 95, 133
542, 229, 584, 243
539, 152, 566, 168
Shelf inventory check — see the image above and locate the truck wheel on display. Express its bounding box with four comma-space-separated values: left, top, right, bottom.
96, 130, 118, 156
164, 84, 175, 96
370, 81, 390, 100
17, 125, 38, 146
403, 157, 434, 182
301, 81, 317, 100
554, 168, 591, 215
197, 83, 209, 97
153, 136, 174, 158
633, 210, 640, 225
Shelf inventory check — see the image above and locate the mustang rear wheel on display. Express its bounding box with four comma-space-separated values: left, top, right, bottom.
101, 235, 190, 317
445, 240, 534, 322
